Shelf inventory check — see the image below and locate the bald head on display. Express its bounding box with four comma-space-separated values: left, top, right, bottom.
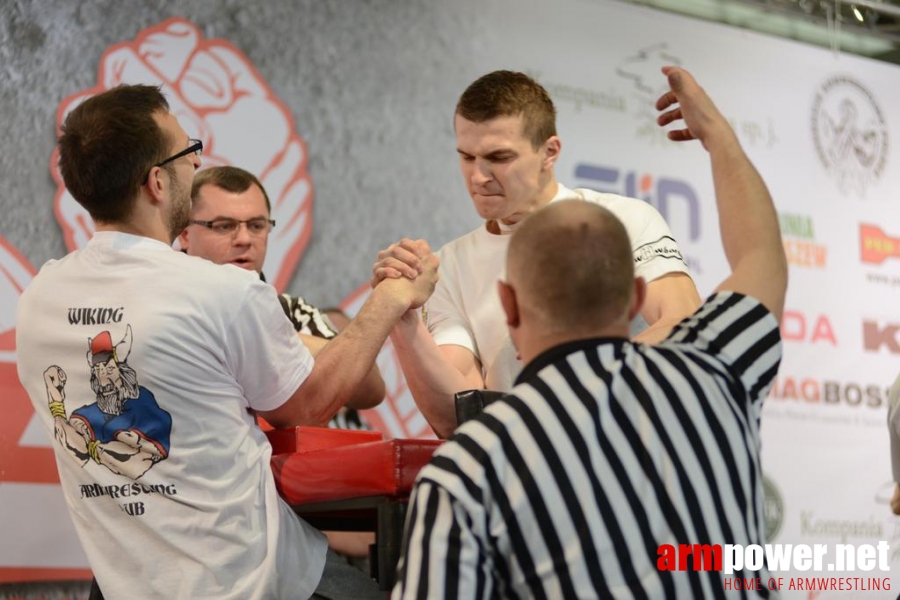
506, 200, 635, 335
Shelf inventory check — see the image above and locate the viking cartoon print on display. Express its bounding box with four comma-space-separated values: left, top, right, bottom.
43, 325, 172, 480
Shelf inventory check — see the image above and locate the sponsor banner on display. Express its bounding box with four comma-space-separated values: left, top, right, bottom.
3, 1, 899, 595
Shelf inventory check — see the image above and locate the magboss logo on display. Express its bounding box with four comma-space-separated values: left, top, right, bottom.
768, 375, 889, 409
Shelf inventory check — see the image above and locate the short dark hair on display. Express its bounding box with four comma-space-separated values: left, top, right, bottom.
58, 85, 171, 223
191, 166, 271, 214
455, 70, 557, 150
508, 201, 634, 332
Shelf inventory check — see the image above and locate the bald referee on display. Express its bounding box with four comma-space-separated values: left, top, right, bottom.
393, 66, 787, 599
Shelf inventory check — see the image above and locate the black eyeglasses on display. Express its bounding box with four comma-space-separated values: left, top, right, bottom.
189, 218, 276, 237
159, 139, 203, 168
143, 139, 203, 183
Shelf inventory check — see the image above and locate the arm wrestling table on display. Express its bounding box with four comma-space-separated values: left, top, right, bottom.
266, 426, 441, 590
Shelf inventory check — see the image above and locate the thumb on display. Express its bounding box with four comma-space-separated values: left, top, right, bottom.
665, 67, 685, 95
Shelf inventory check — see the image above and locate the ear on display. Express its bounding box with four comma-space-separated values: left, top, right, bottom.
177, 225, 191, 253
497, 280, 520, 328
145, 166, 167, 206
542, 136, 561, 171
628, 277, 647, 321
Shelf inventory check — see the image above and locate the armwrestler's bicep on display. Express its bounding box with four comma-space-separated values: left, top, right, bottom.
440, 344, 486, 390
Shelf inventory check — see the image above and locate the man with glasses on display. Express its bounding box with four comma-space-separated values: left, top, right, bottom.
178, 167, 384, 418
180, 165, 383, 565
179, 166, 384, 425
16, 84, 435, 599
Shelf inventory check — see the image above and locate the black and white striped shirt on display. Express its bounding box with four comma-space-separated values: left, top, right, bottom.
393, 292, 781, 599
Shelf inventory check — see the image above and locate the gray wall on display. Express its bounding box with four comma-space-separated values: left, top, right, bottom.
0, 0, 499, 306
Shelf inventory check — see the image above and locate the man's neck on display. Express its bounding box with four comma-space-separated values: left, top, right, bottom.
518, 323, 630, 365
94, 220, 172, 245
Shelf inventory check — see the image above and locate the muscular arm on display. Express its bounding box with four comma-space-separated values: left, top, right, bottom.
633, 272, 702, 344
96, 430, 161, 480
298, 332, 385, 410
260, 260, 437, 428
372, 238, 487, 438
657, 67, 786, 320
389, 312, 486, 439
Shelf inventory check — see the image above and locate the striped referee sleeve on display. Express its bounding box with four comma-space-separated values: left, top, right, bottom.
666, 292, 781, 408
393, 479, 492, 600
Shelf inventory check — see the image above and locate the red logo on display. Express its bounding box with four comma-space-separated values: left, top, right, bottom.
860, 224, 900, 265
49, 17, 314, 293
781, 311, 837, 345
0, 237, 60, 485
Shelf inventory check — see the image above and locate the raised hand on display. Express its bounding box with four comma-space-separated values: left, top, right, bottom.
655, 66, 733, 150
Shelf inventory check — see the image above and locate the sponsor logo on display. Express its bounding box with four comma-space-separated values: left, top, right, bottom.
764, 476, 784, 541
781, 311, 836, 345
528, 70, 626, 114
656, 541, 890, 591
862, 320, 900, 354
860, 224, 900, 265
811, 76, 889, 197
50, 17, 314, 293
615, 43, 684, 145
574, 164, 701, 243
800, 512, 884, 543
615, 43, 777, 150
779, 212, 827, 269
768, 375, 888, 409
574, 163, 700, 272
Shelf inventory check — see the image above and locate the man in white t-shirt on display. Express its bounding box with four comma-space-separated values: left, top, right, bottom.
373, 70, 701, 438
16, 85, 436, 599
393, 65, 787, 600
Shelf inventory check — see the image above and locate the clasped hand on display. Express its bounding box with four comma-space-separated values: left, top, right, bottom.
372, 238, 440, 310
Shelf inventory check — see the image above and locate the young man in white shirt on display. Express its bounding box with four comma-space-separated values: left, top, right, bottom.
374, 70, 701, 438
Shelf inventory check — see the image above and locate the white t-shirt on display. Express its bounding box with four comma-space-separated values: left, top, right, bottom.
16, 231, 325, 599
426, 184, 690, 391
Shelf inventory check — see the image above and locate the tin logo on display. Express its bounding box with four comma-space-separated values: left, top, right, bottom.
574, 164, 700, 242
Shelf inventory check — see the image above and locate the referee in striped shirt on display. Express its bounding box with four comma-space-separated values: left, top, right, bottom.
393, 66, 787, 599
